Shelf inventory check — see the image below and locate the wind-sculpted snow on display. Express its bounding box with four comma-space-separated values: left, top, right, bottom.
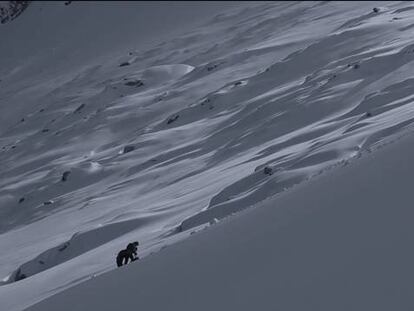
7, 218, 151, 283
1, 1, 414, 310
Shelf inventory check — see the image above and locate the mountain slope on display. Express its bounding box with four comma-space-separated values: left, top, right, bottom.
26, 118, 414, 311
1, 1, 414, 310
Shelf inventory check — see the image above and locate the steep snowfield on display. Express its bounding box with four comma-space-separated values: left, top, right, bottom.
1, 1, 414, 310
26, 124, 414, 311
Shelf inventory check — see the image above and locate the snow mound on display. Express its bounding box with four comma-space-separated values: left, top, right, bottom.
140, 64, 195, 85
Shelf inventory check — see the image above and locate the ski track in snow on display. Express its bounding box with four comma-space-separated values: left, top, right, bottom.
1, 1, 414, 310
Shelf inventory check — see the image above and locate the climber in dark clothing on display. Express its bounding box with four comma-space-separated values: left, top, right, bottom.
127, 241, 139, 257
116, 241, 139, 267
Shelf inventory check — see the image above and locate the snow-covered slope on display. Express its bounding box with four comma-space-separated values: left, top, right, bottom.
1, 1, 414, 310
25, 122, 414, 311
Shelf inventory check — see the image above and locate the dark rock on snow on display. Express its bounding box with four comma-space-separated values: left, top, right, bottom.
122, 145, 135, 154
263, 166, 273, 176
124, 80, 144, 87
61, 171, 71, 182
73, 103, 85, 114
167, 115, 179, 124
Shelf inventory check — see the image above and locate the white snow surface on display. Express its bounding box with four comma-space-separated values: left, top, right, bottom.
26, 121, 414, 311
1, 1, 414, 310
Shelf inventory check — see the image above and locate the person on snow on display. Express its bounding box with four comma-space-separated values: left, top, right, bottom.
116, 241, 139, 267
127, 241, 139, 258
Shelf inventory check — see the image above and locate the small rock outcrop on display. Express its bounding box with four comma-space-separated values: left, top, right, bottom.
124, 80, 144, 87
206, 64, 219, 71
122, 145, 135, 154
201, 98, 210, 106
14, 268, 26, 281
58, 242, 70, 252
61, 171, 71, 182
167, 115, 179, 124
73, 103, 85, 114
263, 166, 273, 176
